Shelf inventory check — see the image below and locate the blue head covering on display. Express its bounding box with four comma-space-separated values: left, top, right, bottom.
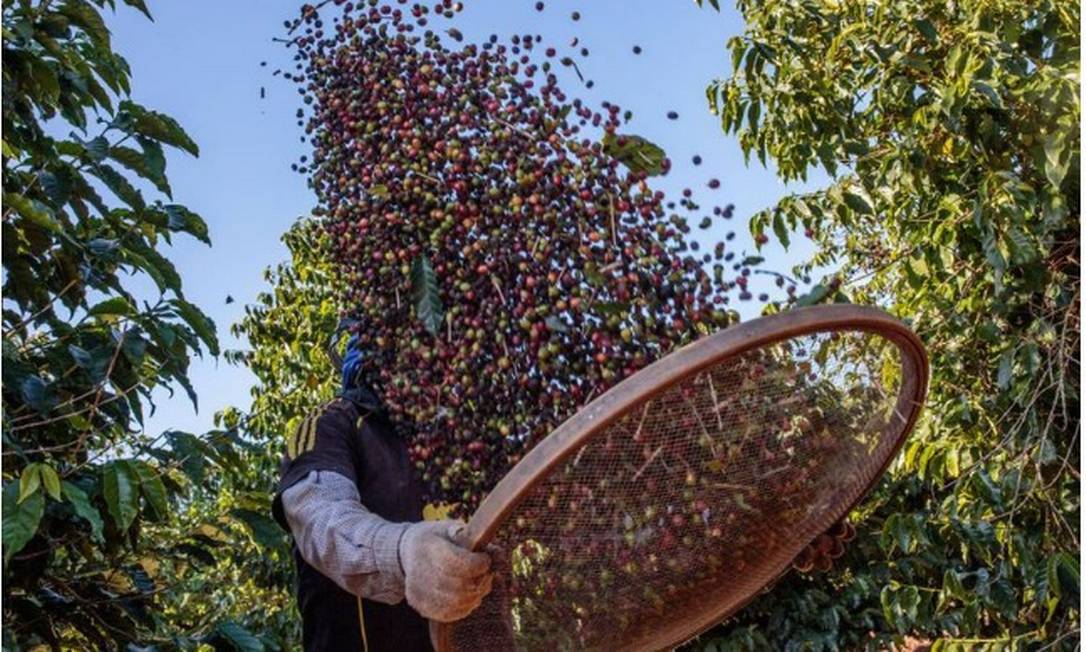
341, 334, 365, 392
339, 334, 383, 414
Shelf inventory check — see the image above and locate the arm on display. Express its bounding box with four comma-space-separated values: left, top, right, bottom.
281, 468, 494, 621
274, 387, 492, 619
280, 469, 409, 604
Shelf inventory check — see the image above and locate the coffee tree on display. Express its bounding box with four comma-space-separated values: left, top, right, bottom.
695, 0, 1080, 648
2, 1, 267, 648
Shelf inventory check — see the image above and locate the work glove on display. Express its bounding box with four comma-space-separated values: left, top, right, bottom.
400, 520, 494, 622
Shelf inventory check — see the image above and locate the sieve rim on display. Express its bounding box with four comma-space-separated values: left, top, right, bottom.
433, 304, 929, 651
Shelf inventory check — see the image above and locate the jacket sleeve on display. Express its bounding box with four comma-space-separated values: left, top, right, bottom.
281, 469, 410, 604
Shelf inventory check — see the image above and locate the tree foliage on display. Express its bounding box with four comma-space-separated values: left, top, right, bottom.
697, 0, 1080, 648
212, 220, 346, 645
1, 1, 271, 648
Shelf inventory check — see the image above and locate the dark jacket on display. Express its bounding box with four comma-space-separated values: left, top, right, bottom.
272, 391, 432, 652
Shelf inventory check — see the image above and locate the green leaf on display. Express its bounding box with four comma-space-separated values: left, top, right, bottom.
1043, 133, 1069, 188
3, 481, 44, 562
794, 284, 829, 308
996, 349, 1014, 389
61, 481, 104, 542
164, 204, 210, 244
981, 228, 1006, 292
69, 344, 111, 382
214, 621, 265, 652
91, 163, 145, 210
171, 298, 220, 356
38, 169, 71, 206
771, 212, 790, 249
230, 508, 285, 548
18, 464, 42, 503
138, 136, 166, 177
109, 144, 171, 197
166, 431, 209, 484
133, 461, 169, 520
1049, 552, 1080, 606
841, 188, 873, 215
88, 296, 134, 317
40, 465, 61, 501
1006, 226, 1038, 263
593, 301, 630, 316
4, 192, 61, 232
972, 81, 1004, 109
27, 56, 60, 105
117, 100, 199, 156
602, 133, 667, 176
913, 19, 938, 43
84, 136, 109, 161
125, 237, 182, 294
59, 0, 110, 48
410, 254, 444, 336
19, 376, 57, 414
944, 446, 960, 478
102, 460, 140, 532
122, 0, 154, 20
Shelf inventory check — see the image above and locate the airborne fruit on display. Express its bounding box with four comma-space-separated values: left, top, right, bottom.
285, 1, 776, 512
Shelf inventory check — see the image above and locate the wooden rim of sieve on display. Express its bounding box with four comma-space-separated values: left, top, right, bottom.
432, 304, 929, 651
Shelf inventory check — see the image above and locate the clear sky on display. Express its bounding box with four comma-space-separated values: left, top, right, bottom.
108, 1, 823, 438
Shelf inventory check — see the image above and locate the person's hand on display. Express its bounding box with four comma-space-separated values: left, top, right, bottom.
792, 518, 855, 573
399, 520, 493, 622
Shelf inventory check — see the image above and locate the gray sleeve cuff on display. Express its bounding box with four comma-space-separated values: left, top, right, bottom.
372, 520, 410, 581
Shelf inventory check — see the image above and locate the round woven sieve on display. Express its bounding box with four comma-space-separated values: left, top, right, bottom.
431, 305, 928, 651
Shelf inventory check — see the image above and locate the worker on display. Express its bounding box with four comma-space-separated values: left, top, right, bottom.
272, 336, 493, 651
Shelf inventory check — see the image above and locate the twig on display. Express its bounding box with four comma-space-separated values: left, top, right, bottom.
490, 275, 506, 304
10, 279, 79, 331
632, 445, 663, 481
608, 193, 617, 247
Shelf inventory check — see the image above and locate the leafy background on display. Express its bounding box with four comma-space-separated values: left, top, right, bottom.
2, 0, 1079, 650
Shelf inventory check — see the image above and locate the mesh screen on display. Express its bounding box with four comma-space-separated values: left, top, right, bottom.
443, 330, 909, 651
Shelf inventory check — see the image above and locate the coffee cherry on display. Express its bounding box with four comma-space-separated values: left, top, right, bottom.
288, 0, 775, 514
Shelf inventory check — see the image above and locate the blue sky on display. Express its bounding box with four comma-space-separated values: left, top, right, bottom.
108, 1, 823, 437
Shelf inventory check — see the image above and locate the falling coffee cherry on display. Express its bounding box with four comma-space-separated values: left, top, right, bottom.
535, 1, 544, 10
632, 45, 642, 54
667, 111, 679, 120
708, 178, 721, 189
692, 155, 702, 165
287, 0, 774, 514
571, 10, 580, 20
